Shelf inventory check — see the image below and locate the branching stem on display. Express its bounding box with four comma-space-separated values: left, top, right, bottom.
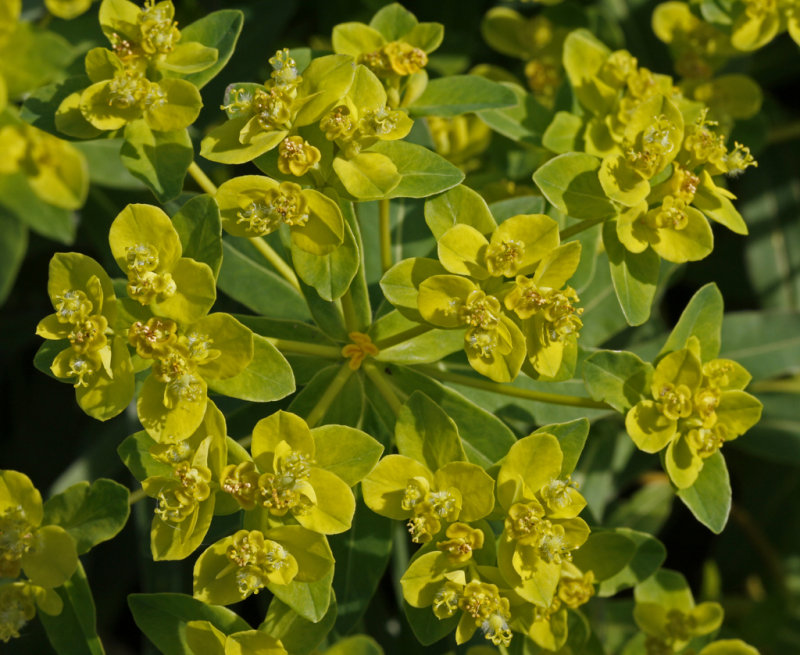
306, 362, 355, 428
247, 236, 302, 293
416, 365, 612, 410
559, 216, 606, 241
265, 338, 341, 359
187, 161, 218, 195
374, 324, 432, 350
363, 361, 404, 415
379, 198, 393, 273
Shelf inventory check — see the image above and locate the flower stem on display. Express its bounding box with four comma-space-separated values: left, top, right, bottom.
374, 323, 432, 350
129, 488, 146, 506
340, 289, 360, 333
416, 365, 612, 410
187, 161, 218, 195
363, 361, 404, 415
379, 198, 393, 273
306, 362, 356, 428
559, 216, 607, 241
248, 236, 301, 293
265, 337, 341, 359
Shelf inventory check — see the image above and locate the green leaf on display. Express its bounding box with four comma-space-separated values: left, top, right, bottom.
0, 208, 26, 304
338, 198, 372, 330
178, 10, 244, 89
371, 310, 464, 364
289, 365, 365, 428
676, 451, 731, 533
39, 562, 105, 655
575, 528, 666, 597
583, 350, 653, 412
370, 3, 418, 40
738, 143, 800, 311
384, 365, 516, 467
0, 173, 75, 244
292, 219, 359, 301
379, 257, 448, 322
120, 121, 193, 203
488, 195, 546, 223
396, 391, 467, 470
409, 75, 517, 117
607, 478, 674, 535
207, 334, 295, 403
0, 23, 75, 99
20, 75, 92, 138
533, 418, 590, 477
218, 238, 310, 320
533, 153, 616, 220
72, 139, 145, 190
733, 391, 800, 466
262, 591, 337, 655
270, 568, 334, 623
424, 184, 496, 239
42, 479, 130, 555
171, 194, 223, 278
478, 83, 551, 145
129, 593, 250, 655
719, 311, 800, 381
325, 635, 384, 655
543, 111, 585, 154
603, 221, 659, 326
311, 425, 384, 486
660, 283, 724, 361
369, 141, 464, 199
297, 275, 349, 340
404, 600, 458, 645
118, 430, 174, 482
329, 491, 393, 635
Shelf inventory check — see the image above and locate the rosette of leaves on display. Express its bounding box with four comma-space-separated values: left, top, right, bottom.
383, 186, 583, 382
494, 433, 591, 608
192, 525, 335, 606
108, 203, 217, 323
0, 470, 78, 589
139, 402, 228, 560
533, 28, 758, 324
332, 3, 443, 108
584, 284, 762, 530
220, 410, 383, 535
55, 0, 215, 137
35, 252, 135, 420
201, 49, 355, 165
215, 174, 352, 298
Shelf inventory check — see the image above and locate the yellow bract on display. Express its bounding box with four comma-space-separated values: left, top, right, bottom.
625, 337, 762, 488
0, 471, 79, 591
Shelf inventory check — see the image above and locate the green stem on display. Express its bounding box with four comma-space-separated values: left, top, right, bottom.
265, 337, 341, 359
363, 361, 404, 415
379, 198, 393, 273
248, 236, 301, 293
188, 161, 218, 195
129, 488, 146, 506
416, 365, 612, 410
306, 362, 356, 428
559, 216, 606, 241
187, 161, 302, 293
340, 289, 360, 333
374, 323, 432, 350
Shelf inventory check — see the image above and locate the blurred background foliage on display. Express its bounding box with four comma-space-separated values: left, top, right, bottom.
1, 0, 799, 653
